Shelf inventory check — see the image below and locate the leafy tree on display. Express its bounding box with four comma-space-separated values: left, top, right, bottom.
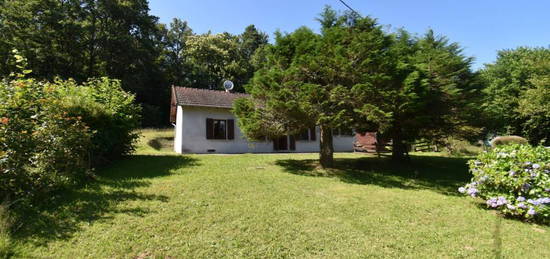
234, 7, 391, 167
161, 18, 194, 87
481, 47, 550, 145
0, 0, 166, 124
376, 30, 479, 160
185, 33, 247, 91
237, 25, 268, 88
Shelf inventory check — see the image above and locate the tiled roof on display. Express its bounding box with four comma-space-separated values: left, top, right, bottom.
172, 86, 250, 109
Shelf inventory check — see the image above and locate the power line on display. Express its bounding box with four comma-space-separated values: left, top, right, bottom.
337, 0, 361, 17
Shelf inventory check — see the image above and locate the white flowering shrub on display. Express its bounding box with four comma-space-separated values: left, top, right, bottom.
460, 144, 550, 223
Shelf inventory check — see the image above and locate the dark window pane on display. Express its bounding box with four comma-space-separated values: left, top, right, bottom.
213, 120, 227, 139
298, 129, 309, 141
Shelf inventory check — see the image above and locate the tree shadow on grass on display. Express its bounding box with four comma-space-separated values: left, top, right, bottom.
275, 154, 471, 196
13, 155, 198, 246
147, 136, 174, 151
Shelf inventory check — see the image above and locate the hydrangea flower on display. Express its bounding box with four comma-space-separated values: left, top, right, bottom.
532, 164, 541, 169
527, 207, 536, 215
535, 197, 550, 204
467, 188, 478, 197
518, 202, 527, 209
506, 204, 516, 210
517, 196, 526, 202
509, 170, 516, 176
528, 199, 540, 206
458, 187, 466, 193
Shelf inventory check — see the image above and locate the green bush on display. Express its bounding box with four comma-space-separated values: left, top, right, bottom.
460, 144, 550, 223
0, 78, 91, 201
58, 78, 141, 166
0, 76, 140, 202
490, 135, 528, 148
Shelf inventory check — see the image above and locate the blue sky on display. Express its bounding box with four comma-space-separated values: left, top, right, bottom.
149, 0, 550, 70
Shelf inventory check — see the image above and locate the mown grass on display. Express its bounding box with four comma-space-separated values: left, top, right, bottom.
11, 129, 550, 258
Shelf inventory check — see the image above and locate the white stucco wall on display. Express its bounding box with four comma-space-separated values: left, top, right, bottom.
174, 105, 355, 154
174, 106, 184, 153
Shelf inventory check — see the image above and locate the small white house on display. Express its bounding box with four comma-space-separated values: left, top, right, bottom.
170, 86, 355, 154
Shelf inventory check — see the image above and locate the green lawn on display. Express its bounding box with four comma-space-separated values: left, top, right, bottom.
11, 129, 550, 258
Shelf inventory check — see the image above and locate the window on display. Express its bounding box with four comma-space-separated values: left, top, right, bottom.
334, 128, 354, 137
213, 120, 226, 139
296, 127, 316, 141
206, 118, 234, 140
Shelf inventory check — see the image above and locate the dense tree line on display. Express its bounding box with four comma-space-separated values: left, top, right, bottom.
480, 47, 550, 146
0, 1, 547, 165
234, 7, 481, 166
0, 0, 268, 126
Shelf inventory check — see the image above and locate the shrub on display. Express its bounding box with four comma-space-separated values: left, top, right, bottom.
490, 135, 528, 148
0, 76, 140, 203
460, 144, 550, 223
58, 78, 141, 166
0, 78, 91, 201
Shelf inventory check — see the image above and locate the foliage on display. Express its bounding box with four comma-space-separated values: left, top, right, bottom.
490, 135, 528, 148
0, 1, 269, 126
234, 7, 392, 167
460, 144, 550, 223
0, 66, 139, 202
480, 47, 550, 145
0, 0, 166, 123
443, 138, 483, 157
375, 30, 479, 160
185, 33, 247, 91
0, 203, 13, 258
0, 76, 92, 202
59, 77, 141, 165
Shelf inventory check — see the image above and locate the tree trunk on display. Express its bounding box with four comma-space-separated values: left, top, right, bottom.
319, 125, 334, 168
392, 133, 407, 161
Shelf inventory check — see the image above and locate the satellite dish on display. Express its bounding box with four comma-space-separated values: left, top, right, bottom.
223, 80, 234, 92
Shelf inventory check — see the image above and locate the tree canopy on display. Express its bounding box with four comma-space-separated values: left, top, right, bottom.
0, 0, 268, 125
481, 47, 550, 145
234, 6, 479, 165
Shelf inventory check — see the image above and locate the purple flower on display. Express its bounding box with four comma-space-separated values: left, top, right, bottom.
518, 202, 527, 209
530, 172, 538, 178
536, 197, 550, 204
467, 188, 478, 197
525, 162, 532, 166
546, 188, 550, 192
509, 170, 516, 176
532, 164, 541, 169
458, 187, 466, 193
527, 207, 536, 215
517, 196, 526, 202
506, 204, 516, 210
496, 196, 508, 206
487, 198, 498, 208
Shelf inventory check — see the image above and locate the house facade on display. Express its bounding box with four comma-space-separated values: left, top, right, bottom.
171, 86, 355, 154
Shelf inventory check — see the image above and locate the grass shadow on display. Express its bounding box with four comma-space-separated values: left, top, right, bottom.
147, 137, 174, 151
13, 155, 198, 246
275, 154, 471, 196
